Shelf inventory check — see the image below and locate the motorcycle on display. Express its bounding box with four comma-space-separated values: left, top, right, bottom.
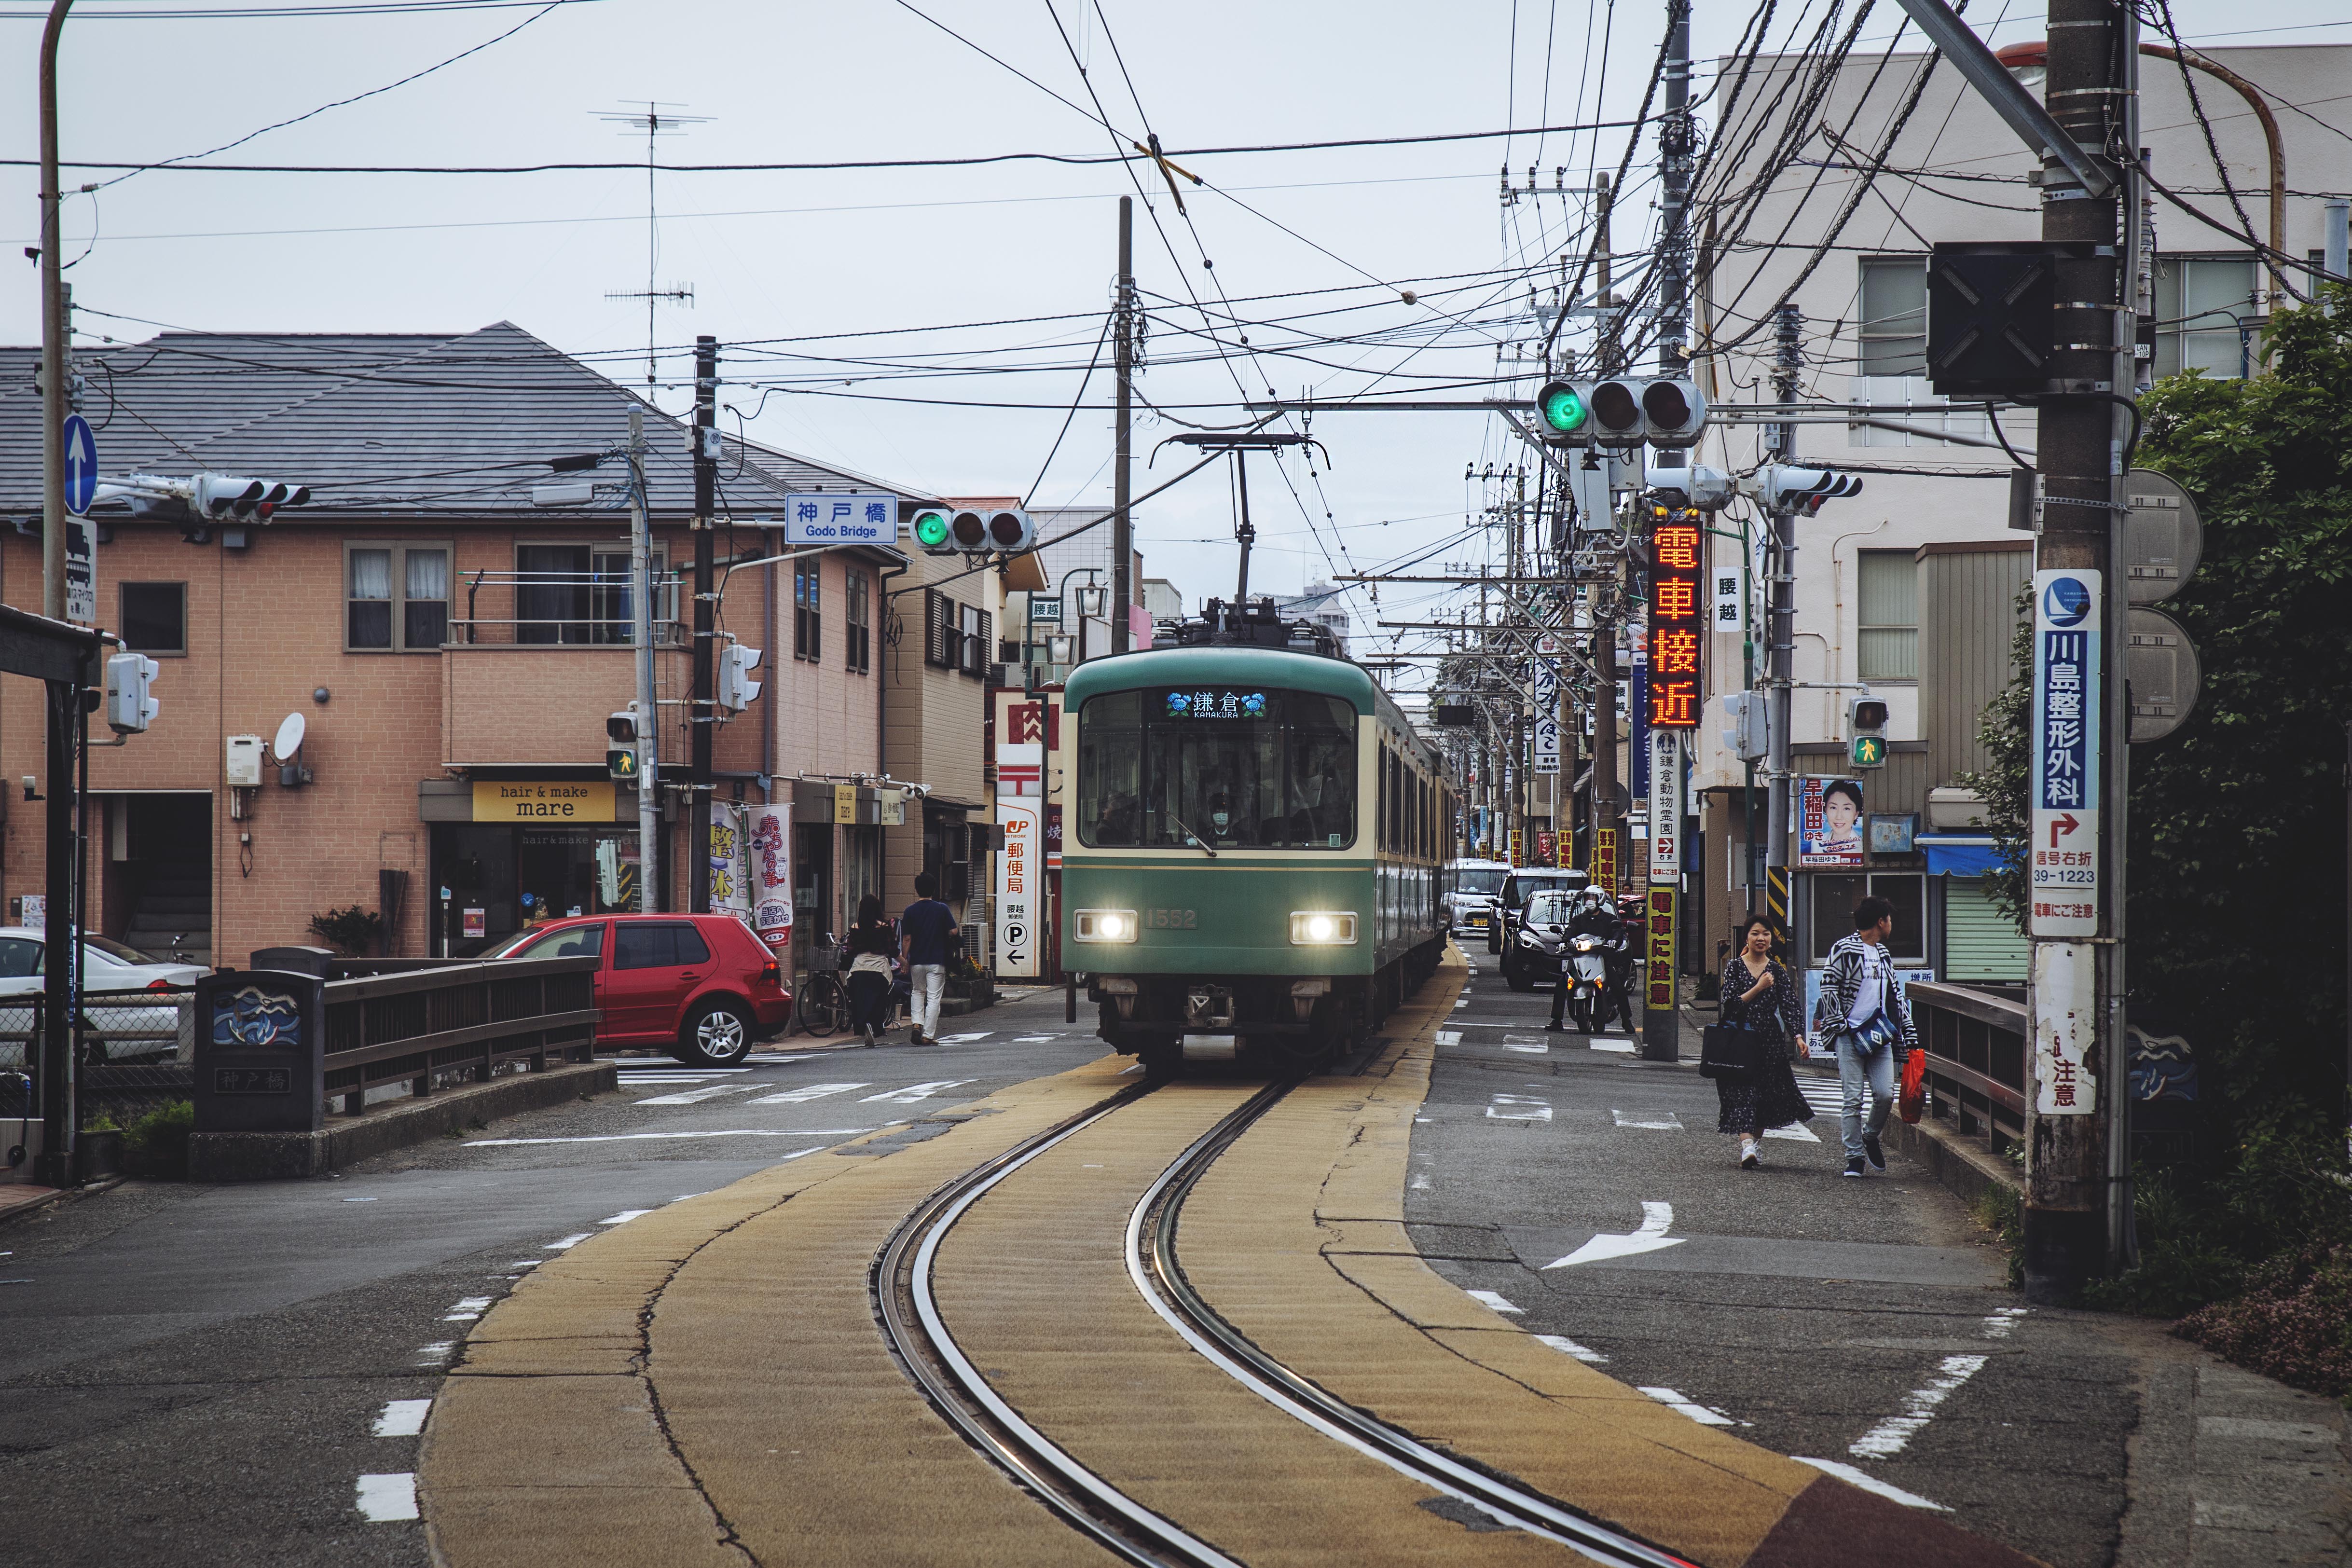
1563, 933, 1614, 1033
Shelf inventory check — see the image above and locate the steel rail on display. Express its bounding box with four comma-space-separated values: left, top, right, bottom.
872, 1082, 1245, 1568
1126, 1084, 1700, 1568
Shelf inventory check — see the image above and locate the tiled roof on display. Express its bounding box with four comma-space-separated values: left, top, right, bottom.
0, 321, 939, 521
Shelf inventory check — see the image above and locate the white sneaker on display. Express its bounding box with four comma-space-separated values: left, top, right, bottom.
1739, 1137, 1760, 1170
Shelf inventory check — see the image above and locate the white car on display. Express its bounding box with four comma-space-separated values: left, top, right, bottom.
0, 929, 209, 1065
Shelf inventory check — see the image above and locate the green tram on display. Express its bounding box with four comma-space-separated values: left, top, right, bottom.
1059, 607, 1452, 1074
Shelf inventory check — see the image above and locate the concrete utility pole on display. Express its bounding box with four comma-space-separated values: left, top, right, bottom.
1763, 305, 1802, 953
688, 335, 717, 914
1112, 197, 1135, 655
628, 407, 660, 911
38, 0, 72, 621
2024, 0, 2129, 1301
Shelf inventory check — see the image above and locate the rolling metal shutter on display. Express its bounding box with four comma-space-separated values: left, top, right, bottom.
1943, 877, 2028, 982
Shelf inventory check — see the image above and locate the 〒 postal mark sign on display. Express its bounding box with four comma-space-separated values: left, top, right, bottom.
783, 492, 896, 547
2029, 569, 2101, 937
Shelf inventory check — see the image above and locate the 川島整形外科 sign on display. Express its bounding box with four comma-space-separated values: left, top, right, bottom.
471, 781, 618, 822
2029, 569, 2101, 937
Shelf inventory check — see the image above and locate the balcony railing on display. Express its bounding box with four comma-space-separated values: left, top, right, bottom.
450, 569, 686, 647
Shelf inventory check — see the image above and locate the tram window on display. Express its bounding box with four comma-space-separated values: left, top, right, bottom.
1075, 688, 1356, 849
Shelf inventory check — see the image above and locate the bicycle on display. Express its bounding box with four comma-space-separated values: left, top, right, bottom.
796, 934, 849, 1036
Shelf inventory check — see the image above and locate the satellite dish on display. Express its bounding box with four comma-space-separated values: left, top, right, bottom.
273, 712, 306, 759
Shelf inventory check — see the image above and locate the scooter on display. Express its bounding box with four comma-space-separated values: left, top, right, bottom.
1563, 934, 1612, 1033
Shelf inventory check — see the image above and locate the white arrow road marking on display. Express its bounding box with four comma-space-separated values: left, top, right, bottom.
1485, 1094, 1552, 1121
1791, 1458, 1951, 1512
373, 1400, 431, 1438
747, 1082, 867, 1104
1544, 1201, 1685, 1268
1610, 1109, 1683, 1129
355, 1473, 419, 1522
859, 1080, 972, 1104
633, 1084, 762, 1106
1637, 1387, 1744, 1426
1762, 1122, 1822, 1142
1464, 1289, 1523, 1315
1535, 1334, 1608, 1364
1849, 1354, 1989, 1458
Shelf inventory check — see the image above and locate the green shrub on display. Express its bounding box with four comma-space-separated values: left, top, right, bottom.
2177, 1245, 2352, 1399
308, 905, 384, 957
122, 1099, 194, 1179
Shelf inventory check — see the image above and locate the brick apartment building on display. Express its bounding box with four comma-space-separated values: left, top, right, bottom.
0, 322, 959, 967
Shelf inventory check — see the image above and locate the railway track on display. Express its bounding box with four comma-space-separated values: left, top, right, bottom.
873, 1070, 1696, 1568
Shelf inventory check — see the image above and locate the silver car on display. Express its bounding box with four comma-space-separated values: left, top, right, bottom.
0, 929, 208, 1065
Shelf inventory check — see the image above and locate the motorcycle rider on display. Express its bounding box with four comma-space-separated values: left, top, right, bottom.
1548, 889, 1631, 1032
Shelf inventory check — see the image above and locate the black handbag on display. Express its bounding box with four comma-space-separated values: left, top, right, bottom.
1699, 1023, 1764, 1079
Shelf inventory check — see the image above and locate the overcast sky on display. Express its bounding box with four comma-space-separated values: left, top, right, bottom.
6, 0, 2345, 666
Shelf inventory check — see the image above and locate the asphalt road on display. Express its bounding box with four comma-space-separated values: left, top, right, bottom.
1408, 949, 2137, 1568
0, 994, 1101, 1568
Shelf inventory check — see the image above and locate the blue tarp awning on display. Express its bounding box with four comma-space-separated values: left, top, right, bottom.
1919, 835, 2000, 877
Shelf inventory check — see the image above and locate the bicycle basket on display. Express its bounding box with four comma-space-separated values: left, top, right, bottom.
807, 944, 842, 974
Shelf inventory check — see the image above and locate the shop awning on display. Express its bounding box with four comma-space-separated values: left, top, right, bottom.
1918, 834, 2000, 877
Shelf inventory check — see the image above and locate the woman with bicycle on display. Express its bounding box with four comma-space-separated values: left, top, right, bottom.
843, 894, 899, 1048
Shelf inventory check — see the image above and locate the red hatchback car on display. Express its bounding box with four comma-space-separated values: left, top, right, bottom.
486, 913, 793, 1066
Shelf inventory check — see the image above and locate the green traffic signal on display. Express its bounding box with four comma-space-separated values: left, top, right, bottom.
912, 508, 951, 548
607, 747, 639, 782
1537, 380, 1588, 436
1851, 735, 1886, 769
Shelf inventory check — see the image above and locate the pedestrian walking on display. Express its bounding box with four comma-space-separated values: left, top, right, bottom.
898, 872, 958, 1047
843, 894, 897, 1048
1714, 914, 1814, 1169
1818, 894, 1917, 1178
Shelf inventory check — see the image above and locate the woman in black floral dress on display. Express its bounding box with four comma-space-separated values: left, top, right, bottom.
1716, 914, 1815, 1169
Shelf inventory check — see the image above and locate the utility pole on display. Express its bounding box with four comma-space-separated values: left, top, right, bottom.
1112, 197, 1136, 655
1657, 0, 1694, 378
628, 406, 660, 911
2023, 0, 2129, 1302
688, 335, 717, 914
1764, 305, 1802, 955
38, 1, 71, 621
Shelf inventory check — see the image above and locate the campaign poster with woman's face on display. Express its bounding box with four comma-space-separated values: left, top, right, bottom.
1799, 776, 1866, 867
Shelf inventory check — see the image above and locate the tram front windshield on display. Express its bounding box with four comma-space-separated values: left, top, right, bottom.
1078, 687, 1357, 850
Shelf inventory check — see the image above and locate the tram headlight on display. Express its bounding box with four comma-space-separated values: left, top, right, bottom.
1289, 911, 1359, 946
1074, 908, 1139, 943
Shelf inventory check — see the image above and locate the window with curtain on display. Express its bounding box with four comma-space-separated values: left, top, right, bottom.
795, 563, 821, 662
1858, 256, 1927, 376
845, 569, 870, 674
404, 548, 449, 650
347, 549, 393, 648
2155, 254, 2259, 379
348, 543, 457, 651
1857, 549, 1918, 681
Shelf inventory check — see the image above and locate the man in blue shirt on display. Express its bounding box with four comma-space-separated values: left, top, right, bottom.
898, 872, 959, 1046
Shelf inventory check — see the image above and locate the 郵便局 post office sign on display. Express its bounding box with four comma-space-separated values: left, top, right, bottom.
471, 781, 618, 822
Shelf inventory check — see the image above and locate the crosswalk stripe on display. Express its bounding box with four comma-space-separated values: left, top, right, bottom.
747, 1083, 867, 1105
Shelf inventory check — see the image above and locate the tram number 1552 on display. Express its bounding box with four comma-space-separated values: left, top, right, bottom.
1146, 908, 1198, 929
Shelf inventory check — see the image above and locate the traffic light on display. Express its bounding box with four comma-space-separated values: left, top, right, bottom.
1748, 465, 1864, 516
1533, 379, 1591, 441
1643, 461, 1733, 509
911, 507, 954, 551
1588, 375, 1710, 448
1720, 691, 1766, 762
1847, 695, 1889, 770
981, 507, 1034, 552
190, 473, 310, 521
606, 708, 640, 781
103, 651, 158, 735
717, 643, 764, 712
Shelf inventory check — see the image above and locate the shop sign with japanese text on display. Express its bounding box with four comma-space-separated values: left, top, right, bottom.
1649, 730, 1682, 879
2030, 569, 2102, 938
995, 798, 1041, 978
1647, 512, 1704, 729
472, 781, 616, 822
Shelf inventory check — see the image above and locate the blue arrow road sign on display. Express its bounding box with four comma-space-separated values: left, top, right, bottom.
61, 414, 97, 516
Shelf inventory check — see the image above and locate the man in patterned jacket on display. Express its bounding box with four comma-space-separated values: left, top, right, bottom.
1817, 895, 1916, 1178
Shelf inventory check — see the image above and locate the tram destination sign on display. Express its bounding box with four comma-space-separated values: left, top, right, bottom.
1162, 689, 1267, 719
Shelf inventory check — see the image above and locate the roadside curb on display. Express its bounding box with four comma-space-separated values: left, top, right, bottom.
187, 1060, 615, 1181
